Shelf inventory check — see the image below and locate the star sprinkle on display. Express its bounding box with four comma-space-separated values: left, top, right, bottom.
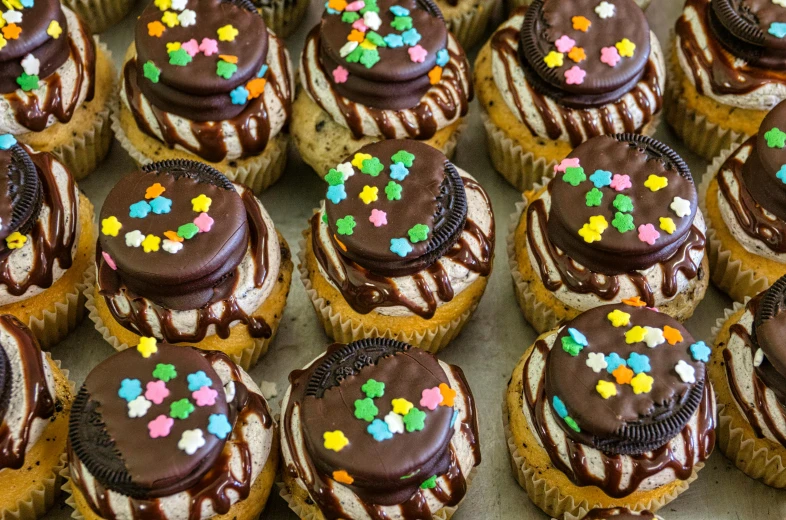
765, 127, 786, 148
354, 397, 379, 421
359, 185, 379, 204
208, 414, 232, 439
337, 216, 357, 235
643, 326, 665, 348
421, 476, 437, 489
644, 175, 668, 191
439, 383, 456, 407
612, 365, 634, 384
149, 196, 172, 215
595, 1, 615, 18
47, 20, 62, 38
623, 296, 647, 307
596, 380, 617, 399
187, 371, 213, 392
217, 24, 238, 41
555, 158, 580, 173
610, 174, 631, 191
600, 46, 621, 67
436, 49, 449, 67
333, 470, 354, 485
361, 379, 385, 398
3, 24, 21, 40
403, 408, 426, 432
579, 223, 602, 243
367, 419, 393, 441
137, 337, 158, 358
567, 48, 588, 63
170, 399, 195, 420
565, 66, 586, 85
612, 212, 634, 233
178, 429, 205, 455
193, 386, 218, 407
384, 33, 403, 47
369, 209, 387, 227
630, 373, 654, 394
561, 335, 584, 356
177, 223, 199, 240
675, 360, 695, 383
101, 216, 122, 237
408, 224, 429, 243
572, 15, 591, 31
324, 430, 349, 451
586, 188, 603, 206
5, 232, 26, 249
391, 150, 415, 167
385, 181, 403, 201
333, 65, 349, 83
625, 326, 647, 344
0, 135, 17, 150
543, 51, 564, 68
428, 66, 443, 85
627, 352, 651, 374
659, 217, 676, 235
178, 9, 196, 27
670, 196, 691, 217
562, 166, 586, 186
128, 396, 152, 418
148, 20, 166, 37
392, 16, 413, 31
125, 230, 145, 247
145, 183, 166, 199
552, 396, 568, 418
352, 153, 372, 168
690, 341, 711, 362
555, 35, 575, 53
637, 224, 660, 245
102, 252, 117, 270
161, 11, 180, 27
16, 73, 38, 92
586, 352, 608, 373
616, 38, 636, 58
605, 353, 627, 373
390, 238, 413, 257
153, 363, 177, 382
391, 398, 413, 416
589, 169, 612, 188
194, 212, 214, 233
162, 239, 183, 254
145, 380, 170, 405
216, 60, 238, 79
420, 387, 442, 410
129, 201, 151, 218
390, 162, 409, 181
21, 54, 39, 76
118, 379, 142, 402
148, 415, 174, 438
143, 61, 161, 83
408, 44, 427, 63
327, 185, 347, 204
607, 309, 630, 327
142, 234, 161, 253
191, 194, 212, 212
155, 0, 172, 9
663, 326, 683, 345
199, 38, 218, 56
613, 194, 633, 212
361, 157, 384, 176
778, 165, 786, 185
230, 86, 249, 105
363, 11, 381, 30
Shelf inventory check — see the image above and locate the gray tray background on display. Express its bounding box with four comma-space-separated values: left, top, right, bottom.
43, 0, 786, 517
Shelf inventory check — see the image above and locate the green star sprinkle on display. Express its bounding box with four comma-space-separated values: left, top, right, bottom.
561, 336, 583, 357
585, 188, 602, 207
322, 213, 329, 224
421, 476, 437, 490
403, 408, 426, 432
391, 150, 415, 167
765, 127, 786, 148
360, 49, 380, 68
385, 181, 402, 201
354, 398, 378, 422
168, 48, 192, 66
408, 224, 429, 243
359, 0, 378, 13
562, 166, 586, 186
391, 15, 413, 31
143, 61, 161, 83
361, 157, 384, 176
345, 46, 364, 63
325, 169, 344, 186
564, 416, 581, 433
177, 222, 199, 240
152, 363, 177, 382
612, 194, 633, 212
170, 399, 195, 420
216, 60, 238, 79
342, 11, 360, 22
365, 31, 387, 47
361, 379, 385, 398
16, 73, 39, 92
336, 215, 356, 235
612, 212, 635, 233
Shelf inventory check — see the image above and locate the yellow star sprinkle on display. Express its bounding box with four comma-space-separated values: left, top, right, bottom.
625, 326, 647, 344
47, 20, 62, 39
616, 38, 636, 58
2, 0, 22, 9
630, 373, 654, 394
166, 41, 181, 53
0, 36, 6, 51
0, 13, 5, 29
161, 11, 180, 28
588, 215, 608, 233
217, 24, 239, 42
391, 398, 413, 416
191, 194, 212, 213
659, 217, 676, 234
359, 39, 377, 50
136, 337, 158, 358
578, 223, 601, 243
607, 309, 631, 327
596, 380, 617, 399
101, 216, 123, 237
142, 234, 161, 253
644, 174, 668, 191
323, 430, 349, 452
359, 185, 379, 204
154, 0, 171, 9
543, 51, 564, 69
351, 153, 372, 169
5, 231, 26, 249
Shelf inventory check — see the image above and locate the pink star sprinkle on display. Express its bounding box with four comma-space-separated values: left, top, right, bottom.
148, 415, 174, 439
564, 66, 586, 85
554, 35, 575, 53
420, 387, 443, 410
352, 19, 367, 32
194, 212, 214, 233
555, 158, 580, 173
199, 38, 218, 56
408, 45, 428, 63
145, 380, 170, 405
192, 385, 218, 406
102, 251, 117, 271
610, 174, 631, 191
638, 224, 660, 245
600, 46, 621, 67
181, 39, 199, 57
369, 209, 387, 227
332, 66, 349, 84
345, 0, 364, 10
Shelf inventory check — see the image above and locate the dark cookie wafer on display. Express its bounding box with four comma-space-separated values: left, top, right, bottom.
709, 0, 786, 68
0, 338, 10, 424
0, 143, 43, 247
752, 275, 786, 401
141, 159, 236, 190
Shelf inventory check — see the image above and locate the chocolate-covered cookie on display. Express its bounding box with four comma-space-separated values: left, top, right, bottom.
751, 275, 786, 404
547, 134, 697, 274
0, 137, 43, 250
709, 0, 786, 69
518, 0, 651, 107
546, 302, 707, 454
323, 139, 467, 277
584, 509, 658, 520
740, 99, 786, 221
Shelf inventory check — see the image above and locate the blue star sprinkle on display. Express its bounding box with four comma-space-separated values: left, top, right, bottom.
149, 196, 172, 215
436, 48, 449, 67
327, 185, 347, 204
589, 169, 612, 188
605, 352, 627, 373
187, 371, 213, 392
627, 352, 651, 374
390, 238, 413, 257
384, 33, 403, 48
367, 419, 393, 441
129, 201, 152, 219
770, 22, 786, 39
118, 379, 142, 402
0, 135, 17, 150
230, 86, 249, 105
777, 165, 786, 185
390, 5, 410, 16
401, 28, 421, 46
390, 162, 409, 181
208, 414, 232, 439
690, 341, 711, 363
567, 328, 588, 346
551, 396, 568, 418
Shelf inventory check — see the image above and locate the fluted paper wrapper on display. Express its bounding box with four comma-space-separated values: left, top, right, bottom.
260, 0, 310, 39
63, 0, 135, 34
446, 0, 498, 50
698, 151, 773, 302
502, 398, 698, 519
507, 0, 649, 13
710, 301, 786, 488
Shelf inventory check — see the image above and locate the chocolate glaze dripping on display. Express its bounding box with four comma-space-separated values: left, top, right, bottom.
522, 340, 715, 498
311, 178, 493, 319
0, 152, 77, 296
490, 27, 662, 147
0, 315, 56, 470
525, 199, 705, 306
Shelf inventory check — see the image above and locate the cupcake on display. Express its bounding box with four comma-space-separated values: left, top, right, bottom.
475, 0, 666, 191
292, 0, 473, 177
709, 276, 786, 488
61, 0, 135, 34
701, 99, 786, 302
437, 0, 499, 50
251, 0, 309, 38
505, 302, 716, 518
506, 0, 651, 15
668, 0, 786, 160
114, 0, 294, 193
0, 136, 95, 348
0, 0, 115, 180
66, 339, 278, 520
299, 139, 494, 353
280, 338, 480, 519
87, 159, 293, 370
568, 509, 664, 520
509, 134, 708, 334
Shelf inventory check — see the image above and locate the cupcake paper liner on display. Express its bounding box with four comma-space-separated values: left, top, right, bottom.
502, 397, 698, 518
260, 0, 310, 39
111, 100, 289, 194
445, 0, 498, 51
710, 301, 786, 488
698, 151, 773, 302
63, 0, 135, 34
506, 0, 649, 12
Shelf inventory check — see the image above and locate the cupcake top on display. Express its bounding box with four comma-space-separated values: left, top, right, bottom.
707, 0, 786, 69
282, 338, 479, 513
742, 99, 786, 221
0, 314, 56, 470
582, 509, 661, 520
546, 302, 707, 454
751, 276, 786, 405
0, 137, 42, 248
518, 0, 651, 107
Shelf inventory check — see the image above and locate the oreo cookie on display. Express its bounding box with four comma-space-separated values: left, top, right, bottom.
709, 0, 786, 69
753, 275, 786, 393
0, 143, 43, 248
141, 159, 235, 191
0, 340, 11, 424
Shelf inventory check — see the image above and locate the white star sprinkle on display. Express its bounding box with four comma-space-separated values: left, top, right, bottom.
384, 412, 405, 434
336, 162, 354, 181
178, 9, 196, 27
586, 352, 608, 373
643, 326, 665, 348
4, 10, 22, 24
675, 360, 696, 383
595, 1, 615, 18
363, 11, 382, 31
340, 41, 358, 58
224, 381, 236, 402
128, 396, 152, 418
20, 54, 40, 76
162, 239, 183, 254
178, 429, 206, 455
754, 348, 765, 367
171, 0, 187, 10
670, 196, 692, 218
125, 230, 145, 247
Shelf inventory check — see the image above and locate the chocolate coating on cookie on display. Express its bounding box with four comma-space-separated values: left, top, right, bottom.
324, 140, 466, 277
752, 275, 786, 403
583, 509, 657, 520
0, 142, 43, 249
742, 99, 786, 221
710, 0, 786, 69
546, 303, 706, 454
547, 134, 697, 275
518, 0, 650, 108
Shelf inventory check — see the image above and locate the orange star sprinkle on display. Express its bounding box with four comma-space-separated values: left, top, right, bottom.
145, 183, 166, 199
218, 54, 238, 64
572, 15, 591, 32
348, 29, 365, 43
334, 235, 347, 252
164, 230, 183, 242
612, 365, 634, 385
147, 21, 166, 37
438, 383, 456, 407
332, 470, 354, 485
568, 47, 586, 63
428, 65, 443, 85
246, 78, 266, 99
328, 0, 348, 10
622, 296, 647, 307
2, 24, 21, 40
663, 326, 683, 346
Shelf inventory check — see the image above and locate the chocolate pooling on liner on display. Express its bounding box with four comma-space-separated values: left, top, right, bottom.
0, 143, 43, 248
709, 0, 786, 69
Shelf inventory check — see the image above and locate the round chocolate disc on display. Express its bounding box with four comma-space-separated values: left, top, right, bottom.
69, 343, 232, 499
546, 134, 697, 275
0, 142, 43, 248
710, 0, 786, 68
742, 99, 786, 221
753, 275, 786, 399
0, 331, 11, 424
324, 139, 467, 277
545, 303, 706, 455
518, 0, 650, 107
